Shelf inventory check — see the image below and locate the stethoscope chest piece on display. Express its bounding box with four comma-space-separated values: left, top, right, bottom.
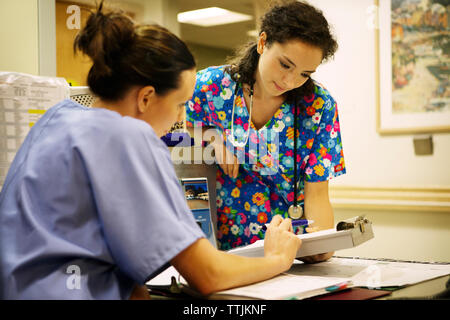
288, 205, 303, 219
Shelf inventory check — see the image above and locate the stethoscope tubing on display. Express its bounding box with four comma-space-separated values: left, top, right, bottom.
229, 80, 302, 217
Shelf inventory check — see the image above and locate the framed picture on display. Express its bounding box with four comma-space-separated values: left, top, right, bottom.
376, 0, 450, 134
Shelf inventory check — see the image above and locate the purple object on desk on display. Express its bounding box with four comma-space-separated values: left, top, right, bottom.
260, 219, 314, 232
161, 133, 194, 147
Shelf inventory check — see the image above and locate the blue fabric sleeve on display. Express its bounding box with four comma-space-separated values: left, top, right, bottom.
304, 87, 346, 182
80, 118, 205, 284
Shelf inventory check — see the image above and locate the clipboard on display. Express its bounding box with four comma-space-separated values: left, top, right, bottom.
227, 216, 374, 259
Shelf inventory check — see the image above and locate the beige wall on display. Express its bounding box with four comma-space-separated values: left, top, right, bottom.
186, 42, 234, 71
310, 0, 450, 188
334, 208, 450, 262
0, 0, 39, 75
0, 0, 231, 79
309, 0, 450, 262
0, 0, 179, 78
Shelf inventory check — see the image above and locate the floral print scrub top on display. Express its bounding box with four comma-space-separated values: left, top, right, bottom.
185, 66, 346, 250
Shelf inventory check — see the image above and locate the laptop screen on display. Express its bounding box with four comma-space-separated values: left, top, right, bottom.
180, 177, 217, 249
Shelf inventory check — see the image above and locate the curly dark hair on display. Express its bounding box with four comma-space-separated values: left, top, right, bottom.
225, 1, 338, 111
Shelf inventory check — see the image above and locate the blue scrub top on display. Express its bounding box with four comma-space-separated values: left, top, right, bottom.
0, 100, 204, 299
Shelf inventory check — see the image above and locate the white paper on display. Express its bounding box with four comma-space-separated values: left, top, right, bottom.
351, 260, 450, 288
0, 72, 69, 190
288, 257, 450, 288
146, 257, 450, 299
146, 266, 183, 286
146, 265, 352, 300
216, 274, 351, 300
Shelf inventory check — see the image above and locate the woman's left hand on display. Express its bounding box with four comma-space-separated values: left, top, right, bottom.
298, 251, 334, 264
299, 181, 335, 264
297, 226, 334, 264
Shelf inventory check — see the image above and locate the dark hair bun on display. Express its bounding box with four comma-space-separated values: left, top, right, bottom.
74, 2, 135, 78
73, 1, 195, 101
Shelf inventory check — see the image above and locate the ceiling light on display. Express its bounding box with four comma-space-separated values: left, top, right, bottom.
177, 7, 253, 27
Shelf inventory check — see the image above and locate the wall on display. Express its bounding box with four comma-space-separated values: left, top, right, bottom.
309, 0, 450, 188
334, 208, 450, 262
0, 0, 180, 80
55, 0, 93, 85
0, 0, 39, 75
186, 42, 234, 71
308, 0, 450, 262
124, 0, 180, 36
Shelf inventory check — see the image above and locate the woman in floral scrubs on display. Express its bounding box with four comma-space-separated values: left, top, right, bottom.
185, 1, 346, 262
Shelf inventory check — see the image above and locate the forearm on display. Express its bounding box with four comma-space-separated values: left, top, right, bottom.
172, 238, 287, 296
211, 250, 286, 292
304, 196, 334, 230
304, 181, 334, 230
129, 284, 151, 300
301, 181, 335, 263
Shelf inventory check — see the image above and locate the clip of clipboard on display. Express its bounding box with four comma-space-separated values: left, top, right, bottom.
295, 215, 374, 258
334, 215, 374, 246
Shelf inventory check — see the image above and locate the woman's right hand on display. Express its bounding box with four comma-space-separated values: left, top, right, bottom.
263, 215, 302, 271
212, 140, 240, 179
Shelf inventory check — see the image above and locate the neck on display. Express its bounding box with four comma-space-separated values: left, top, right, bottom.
91, 92, 137, 118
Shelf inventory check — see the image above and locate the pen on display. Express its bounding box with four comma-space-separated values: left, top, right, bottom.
325, 282, 348, 292
259, 219, 314, 232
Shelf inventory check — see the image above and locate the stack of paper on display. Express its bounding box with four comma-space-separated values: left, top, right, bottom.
291, 257, 450, 288
147, 265, 352, 300
210, 274, 352, 300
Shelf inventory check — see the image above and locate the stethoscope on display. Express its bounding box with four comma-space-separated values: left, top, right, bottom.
228, 79, 303, 220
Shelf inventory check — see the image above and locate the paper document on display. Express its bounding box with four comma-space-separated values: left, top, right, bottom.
0, 72, 69, 189
147, 265, 352, 300
288, 257, 450, 288
147, 266, 182, 286
212, 274, 352, 300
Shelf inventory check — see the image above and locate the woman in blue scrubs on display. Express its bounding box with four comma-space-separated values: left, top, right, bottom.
0, 2, 300, 300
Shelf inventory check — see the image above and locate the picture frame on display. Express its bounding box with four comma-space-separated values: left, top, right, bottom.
376, 0, 450, 134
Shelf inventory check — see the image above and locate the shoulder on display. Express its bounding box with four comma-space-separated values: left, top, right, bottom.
48, 100, 167, 157
311, 80, 335, 101
301, 81, 337, 113
312, 81, 336, 105
86, 111, 166, 154
195, 65, 232, 86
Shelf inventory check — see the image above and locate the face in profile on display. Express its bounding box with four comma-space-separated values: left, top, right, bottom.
142, 68, 197, 137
